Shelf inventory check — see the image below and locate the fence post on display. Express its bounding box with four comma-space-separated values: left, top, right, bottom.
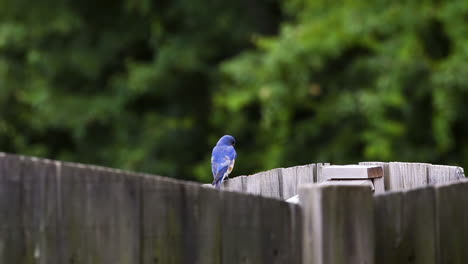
299, 184, 374, 264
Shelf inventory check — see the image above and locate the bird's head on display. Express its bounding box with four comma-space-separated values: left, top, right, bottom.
216, 135, 236, 147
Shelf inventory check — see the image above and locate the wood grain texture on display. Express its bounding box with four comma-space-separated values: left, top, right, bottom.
221, 164, 315, 200
244, 168, 282, 199
260, 198, 301, 264
280, 164, 315, 200
299, 184, 374, 264
141, 175, 186, 264
374, 186, 436, 264
295, 164, 316, 185
21, 157, 60, 264
372, 177, 385, 194
222, 175, 246, 192
0, 154, 23, 263
197, 187, 223, 264
59, 163, 142, 264
388, 162, 429, 190
359, 162, 390, 190
315, 163, 330, 183
428, 165, 464, 184
435, 180, 468, 264
222, 191, 262, 264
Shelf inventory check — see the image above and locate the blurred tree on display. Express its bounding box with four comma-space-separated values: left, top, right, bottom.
1, 0, 468, 182
0, 0, 282, 181
218, 0, 468, 176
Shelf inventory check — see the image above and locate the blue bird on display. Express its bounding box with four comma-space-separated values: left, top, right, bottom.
211, 135, 237, 189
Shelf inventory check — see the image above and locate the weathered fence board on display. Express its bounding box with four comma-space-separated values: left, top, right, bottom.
261, 198, 302, 264
435, 180, 468, 264
388, 162, 429, 190
221, 190, 262, 264
197, 187, 223, 264
371, 177, 385, 193
142, 175, 190, 264
0, 154, 25, 263
315, 163, 330, 183
374, 186, 436, 264
300, 184, 374, 264
281, 164, 315, 200
223, 175, 245, 192
245, 168, 282, 199
221, 164, 316, 200
428, 165, 464, 184
59, 163, 142, 264
21, 157, 61, 264
360, 162, 465, 191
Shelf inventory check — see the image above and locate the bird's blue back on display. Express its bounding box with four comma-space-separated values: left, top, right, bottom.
211, 135, 237, 188
211, 145, 236, 176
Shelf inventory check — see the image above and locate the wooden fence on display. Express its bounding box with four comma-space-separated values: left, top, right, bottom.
0, 152, 467, 264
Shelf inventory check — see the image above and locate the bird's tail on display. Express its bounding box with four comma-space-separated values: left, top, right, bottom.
212, 180, 219, 189
212, 178, 222, 189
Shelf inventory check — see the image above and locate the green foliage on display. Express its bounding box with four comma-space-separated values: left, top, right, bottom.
1, 0, 467, 182
219, 0, 468, 172
0, 0, 281, 181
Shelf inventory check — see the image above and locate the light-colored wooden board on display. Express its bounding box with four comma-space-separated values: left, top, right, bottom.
316, 163, 330, 183
320, 179, 374, 191
219, 163, 315, 200
322, 165, 383, 180
296, 164, 316, 185
281, 164, 315, 200
372, 176, 385, 193
299, 184, 374, 264
244, 168, 282, 199
222, 175, 246, 192
388, 162, 429, 190
286, 194, 299, 204
281, 167, 299, 200
428, 165, 463, 184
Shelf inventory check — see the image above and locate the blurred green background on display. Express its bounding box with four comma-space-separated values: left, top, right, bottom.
1, 0, 467, 183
